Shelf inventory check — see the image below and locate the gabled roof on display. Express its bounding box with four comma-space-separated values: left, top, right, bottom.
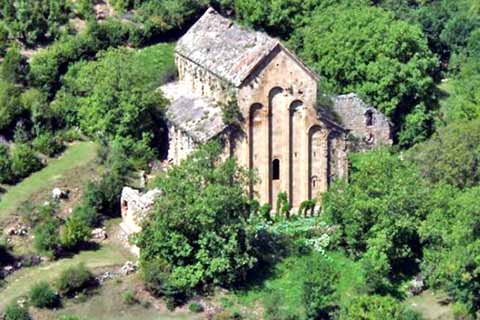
176, 8, 318, 87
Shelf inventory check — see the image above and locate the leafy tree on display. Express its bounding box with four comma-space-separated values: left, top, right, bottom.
440, 58, 480, 124
420, 186, 480, 315
296, 3, 438, 146
137, 142, 258, 295
1, 45, 28, 84
0, 80, 22, 132
0, 0, 71, 46
322, 149, 431, 291
408, 119, 480, 189
303, 256, 339, 319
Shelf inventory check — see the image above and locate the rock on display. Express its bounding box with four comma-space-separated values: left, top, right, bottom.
91, 228, 107, 240
408, 275, 424, 296
52, 188, 68, 200
120, 261, 137, 275
3, 265, 14, 275
6, 225, 28, 236
7, 227, 16, 236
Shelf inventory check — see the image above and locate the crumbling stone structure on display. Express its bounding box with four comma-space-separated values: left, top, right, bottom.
160, 8, 391, 208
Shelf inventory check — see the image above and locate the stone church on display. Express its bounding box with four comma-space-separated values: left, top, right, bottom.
161, 8, 392, 209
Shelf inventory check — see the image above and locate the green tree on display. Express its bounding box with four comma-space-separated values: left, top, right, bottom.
0, 80, 22, 131
322, 149, 430, 291
297, 3, 438, 146
303, 256, 339, 319
10, 144, 43, 181
0, 144, 12, 184
1, 45, 28, 84
137, 142, 258, 295
408, 119, 480, 189
420, 186, 480, 315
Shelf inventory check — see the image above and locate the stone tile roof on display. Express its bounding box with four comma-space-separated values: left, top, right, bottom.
161, 82, 227, 143
176, 7, 279, 87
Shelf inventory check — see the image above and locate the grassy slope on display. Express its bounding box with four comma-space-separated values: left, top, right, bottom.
35, 274, 200, 320
227, 252, 365, 319
0, 242, 130, 311
0, 141, 98, 221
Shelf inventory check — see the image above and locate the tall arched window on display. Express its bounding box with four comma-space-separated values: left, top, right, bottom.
273, 159, 280, 180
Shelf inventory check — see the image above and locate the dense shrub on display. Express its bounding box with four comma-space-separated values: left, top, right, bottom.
29, 281, 59, 309
122, 290, 138, 305
303, 256, 339, 319
32, 132, 65, 157
3, 302, 30, 320
10, 144, 43, 181
338, 295, 421, 320
0, 0, 71, 46
0, 80, 23, 132
0, 144, 12, 184
138, 142, 258, 295
188, 302, 205, 313
33, 214, 60, 257
1, 45, 28, 84
409, 119, 480, 189
60, 213, 92, 251
56, 264, 94, 297
420, 186, 480, 316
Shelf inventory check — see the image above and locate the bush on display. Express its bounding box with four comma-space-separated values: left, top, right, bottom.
188, 302, 204, 313
33, 216, 60, 257
338, 295, 421, 320
57, 316, 82, 320
303, 256, 339, 320
32, 132, 65, 157
29, 281, 59, 309
60, 213, 92, 251
0, 144, 12, 184
122, 290, 138, 305
56, 264, 95, 297
3, 302, 30, 320
10, 144, 43, 182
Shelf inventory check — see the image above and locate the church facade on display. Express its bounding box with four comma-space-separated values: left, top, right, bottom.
161, 8, 392, 208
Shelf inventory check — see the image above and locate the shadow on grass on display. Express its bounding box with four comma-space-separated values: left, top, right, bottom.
56, 241, 101, 259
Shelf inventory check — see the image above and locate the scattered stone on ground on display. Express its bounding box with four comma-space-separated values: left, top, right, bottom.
91, 227, 108, 240
52, 187, 69, 200
408, 275, 425, 296
120, 261, 138, 276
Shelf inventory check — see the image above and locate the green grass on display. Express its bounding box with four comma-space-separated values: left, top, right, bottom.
0, 242, 131, 311
228, 251, 366, 319
36, 274, 200, 320
0, 141, 98, 221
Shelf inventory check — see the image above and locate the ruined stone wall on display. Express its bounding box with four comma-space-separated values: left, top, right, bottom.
333, 94, 392, 151
176, 54, 233, 103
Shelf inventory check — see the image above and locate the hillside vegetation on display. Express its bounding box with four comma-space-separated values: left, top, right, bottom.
1, 0, 480, 319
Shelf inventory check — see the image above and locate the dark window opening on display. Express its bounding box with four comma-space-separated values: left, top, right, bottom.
273, 159, 280, 180
366, 110, 374, 126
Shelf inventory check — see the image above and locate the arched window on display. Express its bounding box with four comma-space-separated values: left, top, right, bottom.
365, 110, 374, 126
273, 159, 280, 180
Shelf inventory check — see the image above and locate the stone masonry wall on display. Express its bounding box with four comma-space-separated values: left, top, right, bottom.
176, 54, 234, 103
333, 93, 392, 150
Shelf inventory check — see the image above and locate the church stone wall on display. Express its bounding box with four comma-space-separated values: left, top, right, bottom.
167, 123, 199, 166
176, 54, 234, 103
232, 46, 347, 208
